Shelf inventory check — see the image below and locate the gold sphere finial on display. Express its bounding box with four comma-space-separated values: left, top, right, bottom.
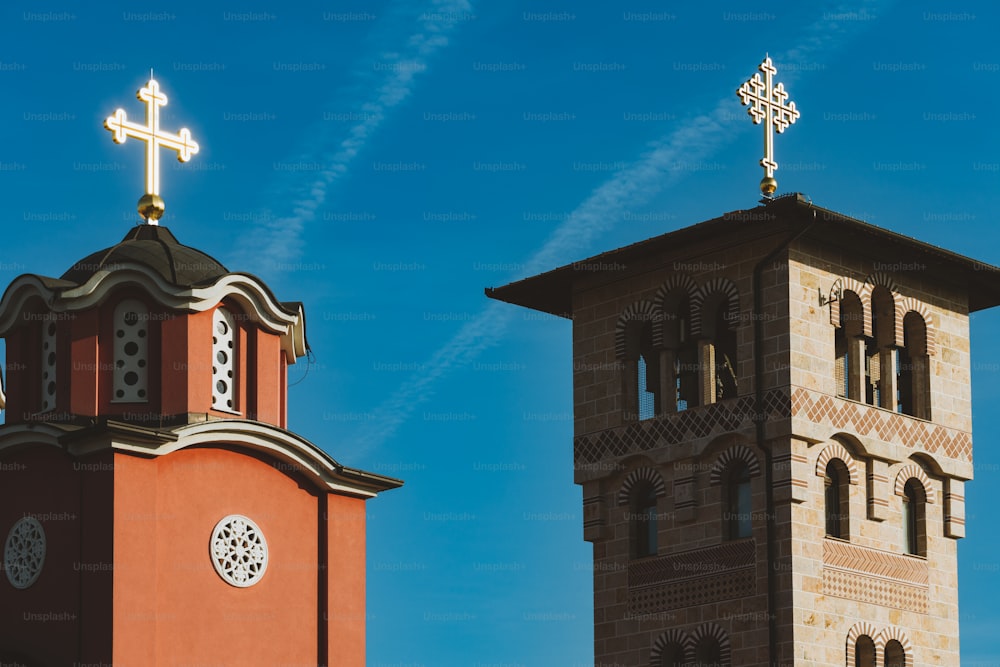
760, 176, 777, 197
138, 193, 165, 222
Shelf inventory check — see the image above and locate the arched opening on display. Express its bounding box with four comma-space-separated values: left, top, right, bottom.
868, 287, 896, 410
825, 459, 850, 539
835, 291, 864, 400
724, 462, 752, 540
712, 301, 737, 401
630, 482, 658, 559
903, 478, 927, 557
661, 292, 697, 413
884, 639, 905, 667
899, 312, 930, 419
658, 643, 685, 667
692, 638, 722, 667
855, 635, 876, 667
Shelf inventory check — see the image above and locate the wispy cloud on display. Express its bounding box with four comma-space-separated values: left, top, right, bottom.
353, 1, 890, 452
231, 0, 474, 269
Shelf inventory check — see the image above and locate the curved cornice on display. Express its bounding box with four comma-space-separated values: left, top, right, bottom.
0, 419, 402, 499
0, 265, 306, 360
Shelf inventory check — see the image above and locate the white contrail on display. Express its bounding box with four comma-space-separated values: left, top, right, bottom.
353, 1, 889, 452
231, 0, 473, 269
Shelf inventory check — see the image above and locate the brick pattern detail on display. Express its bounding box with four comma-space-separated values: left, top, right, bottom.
574, 389, 790, 464
652, 274, 699, 347
814, 441, 861, 485
822, 568, 927, 613
895, 297, 937, 354
845, 621, 880, 667
708, 445, 761, 485
791, 388, 971, 461
650, 624, 731, 666
614, 300, 660, 359
627, 541, 755, 613
629, 568, 756, 615
823, 538, 929, 585
617, 467, 668, 506
844, 622, 912, 666
944, 478, 965, 538
893, 464, 937, 503
690, 277, 739, 336
828, 278, 871, 335
822, 539, 929, 613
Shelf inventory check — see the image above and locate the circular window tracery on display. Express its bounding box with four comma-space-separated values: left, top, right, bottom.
4, 517, 46, 589
210, 515, 268, 588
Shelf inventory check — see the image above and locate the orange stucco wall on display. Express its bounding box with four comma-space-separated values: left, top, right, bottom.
114, 446, 328, 666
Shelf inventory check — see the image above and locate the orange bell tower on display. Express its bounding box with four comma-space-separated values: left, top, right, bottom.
0, 77, 400, 667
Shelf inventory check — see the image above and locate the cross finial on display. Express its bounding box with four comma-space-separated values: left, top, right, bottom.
737, 55, 799, 198
104, 77, 199, 223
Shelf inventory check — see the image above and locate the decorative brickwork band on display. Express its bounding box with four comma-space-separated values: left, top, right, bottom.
823, 538, 929, 613
893, 464, 937, 503
628, 540, 756, 614
690, 277, 740, 337
845, 621, 880, 667
574, 389, 791, 465
615, 300, 660, 359
617, 467, 668, 506
791, 388, 971, 462
708, 445, 761, 485
814, 441, 861, 485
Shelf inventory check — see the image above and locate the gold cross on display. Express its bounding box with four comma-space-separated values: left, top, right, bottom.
737, 56, 799, 197
104, 78, 199, 222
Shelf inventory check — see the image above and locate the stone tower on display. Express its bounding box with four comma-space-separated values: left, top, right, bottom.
487, 193, 999, 666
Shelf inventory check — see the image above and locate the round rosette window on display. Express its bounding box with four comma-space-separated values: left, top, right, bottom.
4, 517, 46, 589
209, 514, 268, 587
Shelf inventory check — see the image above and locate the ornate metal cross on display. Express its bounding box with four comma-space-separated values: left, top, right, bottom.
104, 78, 199, 222
737, 56, 799, 197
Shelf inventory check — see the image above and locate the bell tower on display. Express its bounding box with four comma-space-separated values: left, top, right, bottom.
0, 77, 401, 667
488, 192, 1000, 666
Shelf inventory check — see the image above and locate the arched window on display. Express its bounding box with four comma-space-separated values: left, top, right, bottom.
630, 482, 658, 559
902, 479, 927, 557
868, 287, 896, 410
661, 293, 697, 413
835, 291, 864, 400
898, 312, 930, 420
620, 310, 660, 421
825, 460, 850, 539
211, 307, 236, 412
855, 635, 876, 667
884, 639, 905, 667
658, 643, 685, 667
712, 301, 737, 401
693, 638, 721, 667
724, 462, 752, 540
113, 299, 149, 402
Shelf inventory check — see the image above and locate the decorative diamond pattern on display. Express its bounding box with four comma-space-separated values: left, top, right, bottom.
628, 567, 756, 614
791, 388, 971, 461
575, 390, 790, 465
628, 540, 756, 588
822, 568, 927, 613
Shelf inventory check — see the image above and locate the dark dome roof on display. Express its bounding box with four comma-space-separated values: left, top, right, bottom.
61, 225, 229, 287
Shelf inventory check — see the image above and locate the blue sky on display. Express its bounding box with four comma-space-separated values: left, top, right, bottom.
2, 0, 1000, 664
